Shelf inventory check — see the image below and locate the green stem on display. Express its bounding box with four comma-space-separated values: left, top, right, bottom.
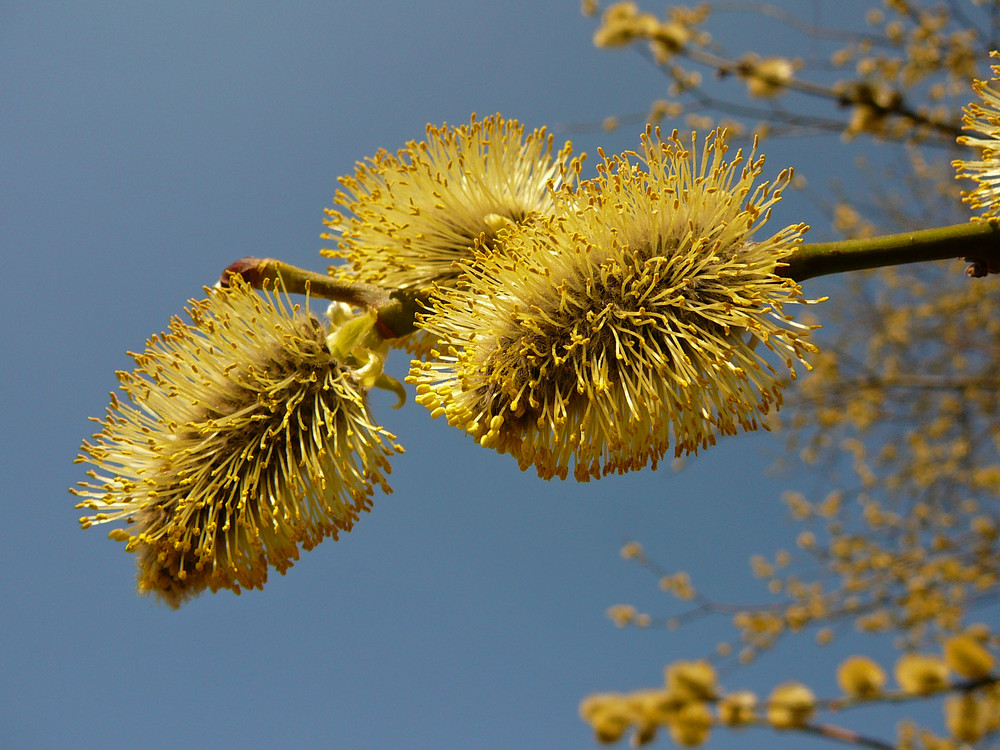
782, 220, 1000, 281
221, 257, 423, 339
225, 221, 998, 339
223, 257, 390, 308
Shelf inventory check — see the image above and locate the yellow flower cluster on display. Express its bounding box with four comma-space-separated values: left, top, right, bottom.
322, 113, 581, 291
73, 279, 400, 606
736, 55, 798, 99
895, 653, 951, 695
78, 113, 820, 605
580, 662, 823, 745
765, 682, 816, 729
893, 640, 999, 744
407, 127, 817, 480
734, 360, 1000, 650
588, 1, 984, 149
579, 662, 719, 747
607, 603, 651, 628
944, 633, 996, 679
591, 2, 709, 64
582, 637, 998, 746
955, 51, 1000, 218
843, 3, 979, 99
837, 656, 887, 698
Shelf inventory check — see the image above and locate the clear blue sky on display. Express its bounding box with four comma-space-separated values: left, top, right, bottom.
2, 3, 923, 749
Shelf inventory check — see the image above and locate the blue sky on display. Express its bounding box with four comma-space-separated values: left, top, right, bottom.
1, 3, 940, 749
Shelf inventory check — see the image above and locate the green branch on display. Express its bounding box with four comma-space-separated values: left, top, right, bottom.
221, 257, 423, 339
782, 220, 1000, 281
798, 722, 897, 750
224, 220, 998, 340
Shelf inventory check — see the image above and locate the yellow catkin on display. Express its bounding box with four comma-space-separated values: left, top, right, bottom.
409, 128, 818, 481
766, 682, 816, 729
665, 661, 718, 701
837, 656, 887, 698
669, 702, 713, 747
955, 52, 1000, 218
73, 280, 399, 606
943, 634, 995, 679
717, 692, 757, 726
895, 653, 950, 695
944, 694, 985, 743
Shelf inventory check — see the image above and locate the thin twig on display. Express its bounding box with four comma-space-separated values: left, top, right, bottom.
799, 722, 897, 750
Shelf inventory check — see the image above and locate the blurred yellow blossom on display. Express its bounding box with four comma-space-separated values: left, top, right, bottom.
738, 55, 798, 98
766, 682, 816, 729
717, 691, 757, 727
895, 653, 950, 695
665, 660, 717, 701
943, 633, 995, 679
669, 701, 713, 747
944, 693, 986, 743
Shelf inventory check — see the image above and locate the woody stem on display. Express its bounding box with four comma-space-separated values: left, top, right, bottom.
783, 220, 1000, 281
220, 257, 423, 339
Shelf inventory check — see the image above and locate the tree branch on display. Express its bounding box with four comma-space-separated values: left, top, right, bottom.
220, 257, 424, 339
799, 722, 897, 750
782, 221, 1000, 281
